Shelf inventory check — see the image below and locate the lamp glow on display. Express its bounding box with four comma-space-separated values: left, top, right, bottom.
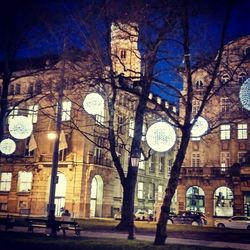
146, 121, 176, 152
48, 131, 57, 140
0, 138, 16, 155
191, 116, 209, 138
9, 116, 33, 139
239, 78, 250, 111
83, 93, 104, 115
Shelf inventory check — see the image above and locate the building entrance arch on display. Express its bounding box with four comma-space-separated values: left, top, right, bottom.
186, 186, 205, 213
90, 175, 103, 217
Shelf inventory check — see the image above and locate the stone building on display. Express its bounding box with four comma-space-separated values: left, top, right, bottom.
0, 23, 175, 219
177, 36, 250, 225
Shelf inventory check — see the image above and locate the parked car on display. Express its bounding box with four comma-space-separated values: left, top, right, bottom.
134, 210, 150, 221
167, 211, 207, 226
215, 216, 250, 229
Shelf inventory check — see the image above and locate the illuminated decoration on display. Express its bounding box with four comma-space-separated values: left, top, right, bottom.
9, 116, 33, 139
146, 121, 176, 152
191, 116, 209, 138
239, 78, 250, 111
83, 93, 104, 115
0, 138, 16, 155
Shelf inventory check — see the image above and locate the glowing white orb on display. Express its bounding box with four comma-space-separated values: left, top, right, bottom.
83, 93, 104, 115
191, 116, 209, 138
0, 138, 16, 155
9, 116, 33, 139
239, 78, 250, 111
146, 121, 176, 152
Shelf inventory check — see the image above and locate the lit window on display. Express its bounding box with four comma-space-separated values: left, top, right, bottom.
237, 124, 248, 140
7, 106, 18, 124
148, 183, 155, 200
238, 151, 246, 163
220, 97, 230, 113
191, 152, 200, 168
117, 115, 125, 134
142, 123, 146, 141
220, 152, 230, 168
61, 100, 71, 121
137, 182, 144, 199
129, 118, 134, 137
220, 124, 230, 140
0, 172, 12, 191
18, 171, 32, 192
138, 153, 145, 170
192, 99, 200, 114
28, 104, 38, 124
157, 185, 163, 201
195, 80, 203, 89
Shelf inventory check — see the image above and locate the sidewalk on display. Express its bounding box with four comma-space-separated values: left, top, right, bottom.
1, 226, 250, 250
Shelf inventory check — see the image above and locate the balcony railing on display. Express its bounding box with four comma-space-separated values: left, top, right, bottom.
181, 167, 230, 177
88, 156, 113, 168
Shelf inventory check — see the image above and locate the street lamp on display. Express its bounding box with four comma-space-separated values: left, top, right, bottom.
128, 148, 140, 240
131, 148, 140, 168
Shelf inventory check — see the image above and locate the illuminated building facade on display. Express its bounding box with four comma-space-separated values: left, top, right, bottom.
177, 36, 250, 225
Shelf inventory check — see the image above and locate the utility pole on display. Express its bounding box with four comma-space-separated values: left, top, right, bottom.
47, 53, 66, 236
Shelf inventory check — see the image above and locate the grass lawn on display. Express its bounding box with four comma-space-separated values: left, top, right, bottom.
0, 231, 228, 250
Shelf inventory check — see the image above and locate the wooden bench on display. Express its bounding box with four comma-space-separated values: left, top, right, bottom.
0, 215, 15, 231
26, 218, 81, 236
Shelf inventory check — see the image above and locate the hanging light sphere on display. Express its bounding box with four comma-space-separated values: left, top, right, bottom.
9, 115, 33, 139
83, 93, 104, 115
191, 116, 209, 138
239, 78, 250, 111
146, 121, 176, 152
0, 138, 16, 155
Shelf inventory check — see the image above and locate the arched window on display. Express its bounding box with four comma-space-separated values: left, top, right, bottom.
90, 175, 103, 217
214, 186, 233, 217
221, 74, 229, 84
239, 72, 247, 84
186, 186, 205, 213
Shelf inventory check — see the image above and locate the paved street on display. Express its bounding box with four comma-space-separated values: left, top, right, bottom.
1, 226, 250, 250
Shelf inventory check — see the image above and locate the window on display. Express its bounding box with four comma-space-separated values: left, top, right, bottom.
220, 124, 230, 140
149, 154, 156, 172
95, 107, 105, 125
237, 124, 248, 140
220, 152, 230, 168
238, 151, 246, 163
138, 153, 145, 170
243, 47, 250, 58
0, 172, 12, 191
18, 171, 32, 192
137, 182, 144, 199
9, 84, 14, 95
62, 100, 71, 121
191, 152, 200, 168
129, 118, 134, 137
15, 83, 21, 95
28, 104, 38, 124
7, 106, 18, 123
239, 72, 247, 84
157, 185, 163, 201
28, 83, 34, 95
168, 159, 173, 176
192, 99, 200, 114
148, 183, 155, 200
195, 80, 203, 89
0, 203, 7, 211
120, 49, 126, 59
141, 123, 146, 141
159, 156, 165, 173
117, 115, 125, 134
186, 186, 205, 213
220, 97, 230, 113
221, 74, 229, 83
35, 80, 42, 94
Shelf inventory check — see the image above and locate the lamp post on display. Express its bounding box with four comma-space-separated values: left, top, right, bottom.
128, 148, 140, 240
